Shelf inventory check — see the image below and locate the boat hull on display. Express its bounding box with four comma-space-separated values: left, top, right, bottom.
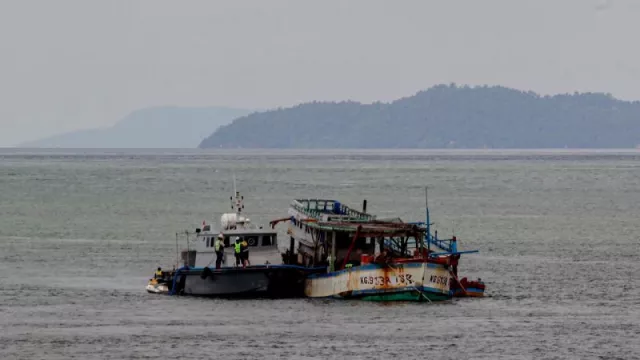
305, 262, 452, 302
451, 278, 486, 297
344, 289, 451, 302
146, 280, 169, 294
174, 265, 323, 298
452, 288, 485, 297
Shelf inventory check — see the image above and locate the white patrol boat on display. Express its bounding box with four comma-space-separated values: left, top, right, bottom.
151, 187, 325, 298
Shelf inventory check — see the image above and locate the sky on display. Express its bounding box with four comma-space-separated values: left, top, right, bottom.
1, 0, 639, 146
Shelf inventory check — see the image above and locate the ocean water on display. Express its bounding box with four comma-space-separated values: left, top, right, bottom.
1, 149, 639, 360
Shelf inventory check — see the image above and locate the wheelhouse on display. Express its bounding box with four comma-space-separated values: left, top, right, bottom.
198, 231, 278, 250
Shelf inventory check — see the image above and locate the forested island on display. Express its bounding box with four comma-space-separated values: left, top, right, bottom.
199, 84, 640, 149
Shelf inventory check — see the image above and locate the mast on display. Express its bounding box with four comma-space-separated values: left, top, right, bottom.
233, 172, 236, 198
185, 230, 190, 266
175, 232, 179, 268
230, 173, 244, 216
425, 186, 431, 251
233, 173, 238, 215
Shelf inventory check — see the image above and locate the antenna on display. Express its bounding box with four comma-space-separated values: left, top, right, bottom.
233, 172, 237, 198
175, 232, 179, 268
452, 219, 456, 237
230, 172, 236, 211
425, 186, 429, 209
185, 230, 190, 266
230, 172, 244, 215
425, 186, 431, 248
451, 219, 458, 253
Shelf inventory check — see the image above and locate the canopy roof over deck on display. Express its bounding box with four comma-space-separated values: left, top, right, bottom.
303, 219, 425, 238
289, 199, 375, 222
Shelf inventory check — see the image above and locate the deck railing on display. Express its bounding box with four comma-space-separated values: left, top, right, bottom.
290, 199, 375, 222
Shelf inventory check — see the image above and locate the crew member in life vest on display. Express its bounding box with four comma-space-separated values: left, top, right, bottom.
154, 267, 163, 280
214, 234, 225, 269
241, 238, 250, 267
234, 238, 242, 267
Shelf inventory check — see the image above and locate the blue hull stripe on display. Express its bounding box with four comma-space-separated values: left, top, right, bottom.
348, 286, 449, 296
318, 285, 451, 299
454, 287, 484, 293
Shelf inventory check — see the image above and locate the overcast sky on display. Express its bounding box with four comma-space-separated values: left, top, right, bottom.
1, 0, 638, 146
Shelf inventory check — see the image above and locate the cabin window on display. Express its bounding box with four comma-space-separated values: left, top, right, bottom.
203, 225, 211, 232
244, 236, 260, 247
262, 236, 273, 246
223, 236, 230, 247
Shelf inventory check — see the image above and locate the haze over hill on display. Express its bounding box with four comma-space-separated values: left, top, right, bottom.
199, 85, 640, 149
20, 106, 252, 148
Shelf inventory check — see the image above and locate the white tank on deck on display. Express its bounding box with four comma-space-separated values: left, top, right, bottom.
220, 213, 250, 230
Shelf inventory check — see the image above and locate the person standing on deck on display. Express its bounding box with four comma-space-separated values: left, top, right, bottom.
215, 234, 225, 269
241, 238, 250, 267
234, 238, 242, 267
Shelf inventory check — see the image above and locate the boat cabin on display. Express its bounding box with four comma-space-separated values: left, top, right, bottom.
188, 217, 281, 268
196, 229, 277, 250
279, 217, 427, 271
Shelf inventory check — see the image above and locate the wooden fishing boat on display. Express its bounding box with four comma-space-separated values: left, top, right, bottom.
271, 200, 450, 302
413, 189, 486, 298
271, 193, 486, 301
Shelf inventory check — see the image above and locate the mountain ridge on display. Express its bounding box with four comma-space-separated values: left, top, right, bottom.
20, 106, 253, 148
199, 84, 640, 149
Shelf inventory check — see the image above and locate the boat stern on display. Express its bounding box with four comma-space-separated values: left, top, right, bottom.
305, 262, 452, 302
451, 277, 486, 297
146, 278, 169, 294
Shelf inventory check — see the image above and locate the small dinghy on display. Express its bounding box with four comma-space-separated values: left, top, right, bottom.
146, 277, 169, 294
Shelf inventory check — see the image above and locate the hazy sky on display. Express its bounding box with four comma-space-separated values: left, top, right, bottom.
1, 0, 639, 146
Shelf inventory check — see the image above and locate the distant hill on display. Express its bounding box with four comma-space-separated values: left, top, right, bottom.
199, 85, 640, 149
20, 106, 253, 148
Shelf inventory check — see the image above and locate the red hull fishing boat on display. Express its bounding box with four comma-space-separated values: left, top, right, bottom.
411, 187, 486, 298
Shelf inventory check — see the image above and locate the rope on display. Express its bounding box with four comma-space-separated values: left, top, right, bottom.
449, 270, 468, 297
385, 262, 432, 303
205, 249, 226, 268
205, 254, 215, 268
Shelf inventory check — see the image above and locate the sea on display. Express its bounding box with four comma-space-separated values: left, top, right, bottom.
1, 149, 639, 360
